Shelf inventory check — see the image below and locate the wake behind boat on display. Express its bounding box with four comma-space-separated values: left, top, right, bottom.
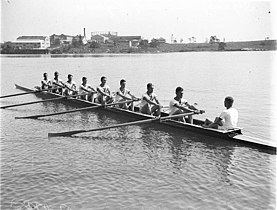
7, 84, 277, 152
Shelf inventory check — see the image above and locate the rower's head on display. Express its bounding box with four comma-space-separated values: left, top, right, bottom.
224, 96, 234, 109
82, 77, 87, 84
43, 73, 48, 79
68, 74, 73, 82
101, 76, 107, 85
175, 86, 184, 98
54, 71, 59, 78
147, 83, 154, 93
120, 79, 126, 88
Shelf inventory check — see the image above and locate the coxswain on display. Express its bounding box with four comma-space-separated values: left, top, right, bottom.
79, 77, 97, 101
169, 87, 204, 123
115, 79, 140, 111
41, 73, 52, 90
52, 71, 63, 95
203, 96, 238, 129
63, 74, 77, 96
140, 83, 162, 116
95, 76, 114, 104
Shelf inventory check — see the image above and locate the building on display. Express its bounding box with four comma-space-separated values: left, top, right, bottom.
157, 37, 166, 43
112, 36, 142, 48
12, 36, 50, 49
50, 34, 74, 46
91, 34, 109, 43
90, 31, 141, 47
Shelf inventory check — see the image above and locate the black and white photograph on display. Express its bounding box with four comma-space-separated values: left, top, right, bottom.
1, 0, 276, 209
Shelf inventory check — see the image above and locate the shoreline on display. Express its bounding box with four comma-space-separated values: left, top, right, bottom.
1, 39, 276, 54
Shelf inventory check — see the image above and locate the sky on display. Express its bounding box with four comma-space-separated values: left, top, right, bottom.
1, 0, 276, 43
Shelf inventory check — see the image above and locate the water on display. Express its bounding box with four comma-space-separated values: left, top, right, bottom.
0, 52, 276, 209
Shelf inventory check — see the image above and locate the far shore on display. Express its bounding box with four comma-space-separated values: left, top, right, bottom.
1, 39, 276, 54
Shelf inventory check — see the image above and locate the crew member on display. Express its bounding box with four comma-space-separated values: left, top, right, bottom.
140, 83, 162, 116
64, 74, 77, 96
115, 79, 140, 111
95, 76, 114, 104
52, 71, 63, 95
79, 77, 97, 101
41, 73, 52, 90
203, 96, 238, 130
169, 86, 204, 123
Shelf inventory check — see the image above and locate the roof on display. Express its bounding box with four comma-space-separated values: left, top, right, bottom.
116, 36, 141, 41
17, 36, 47, 41
13, 40, 43, 43
91, 34, 107, 39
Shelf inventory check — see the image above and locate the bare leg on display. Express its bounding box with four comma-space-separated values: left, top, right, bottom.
171, 109, 185, 122
129, 102, 134, 111
141, 104, 151, 115
151, 105, 161, 116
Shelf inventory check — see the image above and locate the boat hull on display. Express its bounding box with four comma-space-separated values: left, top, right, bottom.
14, 84, 276, 152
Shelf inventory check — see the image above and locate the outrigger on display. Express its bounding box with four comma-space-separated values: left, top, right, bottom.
3, 84, 276, 152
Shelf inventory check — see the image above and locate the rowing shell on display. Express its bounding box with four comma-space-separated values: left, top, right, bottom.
14, 84, 276, 152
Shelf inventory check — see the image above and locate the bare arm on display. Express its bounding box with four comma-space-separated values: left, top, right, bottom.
143, 96, 159, 106
97, 87, 110, 97
174, 103, 191, 112
128, 91, 140, 100
117, 91, 132, 100
88, 86, 97, 93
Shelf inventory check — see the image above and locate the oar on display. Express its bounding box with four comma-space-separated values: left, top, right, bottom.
1, 92, 91, 109
15, 100, 135, 119
0, 87, 57, 99
48, 112, 196, 137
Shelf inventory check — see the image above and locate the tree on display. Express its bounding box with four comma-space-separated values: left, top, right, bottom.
149, 39, 159, 48
89, 41, 100, 49
209, 36, 220, 43
138, 39, 149, 49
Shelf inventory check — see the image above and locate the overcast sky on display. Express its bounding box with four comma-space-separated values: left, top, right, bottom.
1, 0, 276, 43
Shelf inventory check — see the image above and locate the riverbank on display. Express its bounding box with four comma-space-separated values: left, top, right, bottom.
47, 39, 277, 54
1, 39, 276, 54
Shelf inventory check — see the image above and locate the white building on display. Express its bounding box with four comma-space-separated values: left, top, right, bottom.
12, 36, 50, 49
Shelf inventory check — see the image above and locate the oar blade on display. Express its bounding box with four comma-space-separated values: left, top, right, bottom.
48, 130, 86, 137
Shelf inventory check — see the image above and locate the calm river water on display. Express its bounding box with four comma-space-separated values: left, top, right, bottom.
0, 52, 276, 209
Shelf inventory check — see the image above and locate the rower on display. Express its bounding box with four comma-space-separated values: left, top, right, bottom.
41, 73, 52, 90
52, 71, 63, 95
95, 76, 114, 105
79, 77, 97, 102
140, 83, 162, 116
63, 74, 77, 96
203, 96, 238, 129
169, 87, 204, 123
115, 79, 140, 111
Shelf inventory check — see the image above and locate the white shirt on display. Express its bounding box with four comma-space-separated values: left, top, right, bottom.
52, 78, 63, 89
140, 92, 158, 107
219, 107, 238, 130
97, 84, 111, 98
64, 81, 76, 95
115, 88, 130, 102
41, 78, 51, 89
64, 81, 76, 90
79, 83, 92, 94
169, 98, 188, 115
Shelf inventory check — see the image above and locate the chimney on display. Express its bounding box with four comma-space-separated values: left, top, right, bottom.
84, 28, 86, 38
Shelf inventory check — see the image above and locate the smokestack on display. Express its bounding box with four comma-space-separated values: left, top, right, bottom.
84, 28, 86, 38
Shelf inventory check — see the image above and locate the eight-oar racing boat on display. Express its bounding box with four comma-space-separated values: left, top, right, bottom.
7, 84, 277, 152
